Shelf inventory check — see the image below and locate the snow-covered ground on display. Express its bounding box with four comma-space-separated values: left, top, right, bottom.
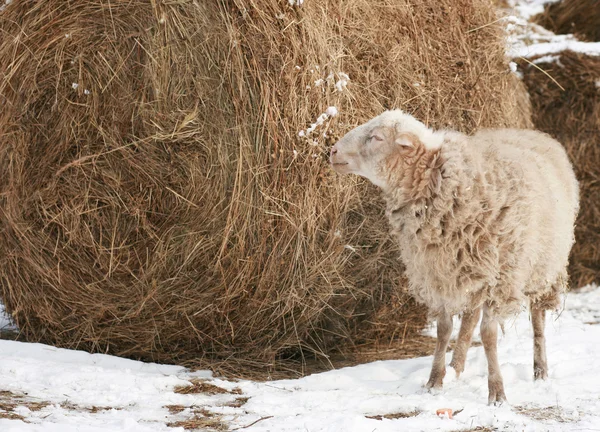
1, 285, 600, 431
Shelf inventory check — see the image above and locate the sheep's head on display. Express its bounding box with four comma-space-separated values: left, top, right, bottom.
330, 110, 443, 191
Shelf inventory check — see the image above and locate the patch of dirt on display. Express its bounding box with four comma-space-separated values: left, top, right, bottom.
515, 405, 576, 423
0, 390, 49, 421
60, 401, 118, 413
366, 410, 421, 420
0, 411, 25, 421
0, 329, 20, 341
457, 427, 497, 432
174, 380, 241, 396
225, 397, 249, 409
165, 404, 187, 414
166, 381, 247, 430
167, 408, 228, 431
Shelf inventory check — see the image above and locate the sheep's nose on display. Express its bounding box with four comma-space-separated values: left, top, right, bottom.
330, 146, 338, 156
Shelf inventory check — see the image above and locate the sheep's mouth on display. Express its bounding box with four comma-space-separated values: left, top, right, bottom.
330, 161, 351, 174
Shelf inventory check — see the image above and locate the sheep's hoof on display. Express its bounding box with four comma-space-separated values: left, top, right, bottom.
425, 374, 444, 390
425, 381, 443, 390
533, 366, 548, 381
490, 397, 507, 407
449, 358, 464, 378
487, 382, 507, 406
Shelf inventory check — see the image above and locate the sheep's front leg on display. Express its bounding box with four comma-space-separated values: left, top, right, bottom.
531, 304, 548, 380
426, 310, 452, 389
481, 305, 507, 405
449, 306, 482, 378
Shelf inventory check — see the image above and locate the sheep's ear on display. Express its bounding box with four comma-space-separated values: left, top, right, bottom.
395, 132, 419, 149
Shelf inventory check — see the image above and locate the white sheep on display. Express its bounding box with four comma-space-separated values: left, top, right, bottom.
330, 110, 579, 404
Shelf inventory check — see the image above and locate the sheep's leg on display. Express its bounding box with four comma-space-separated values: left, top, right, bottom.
425, 310, 453, 389
449, 306, 482, 378
531, 304, 548, 380
481, 305, 507, 405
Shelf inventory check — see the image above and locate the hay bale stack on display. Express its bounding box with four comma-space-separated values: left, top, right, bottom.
0, 0, 530, 369
534, 0, 600, 42
518, 51, 600, 287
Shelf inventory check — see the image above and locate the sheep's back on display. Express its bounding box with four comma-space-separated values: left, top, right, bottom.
470, 129, 579, 303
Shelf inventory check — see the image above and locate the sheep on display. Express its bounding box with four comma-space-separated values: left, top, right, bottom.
330, 110, 579, 404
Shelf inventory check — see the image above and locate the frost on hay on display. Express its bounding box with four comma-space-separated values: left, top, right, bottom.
0, 0, 530, 373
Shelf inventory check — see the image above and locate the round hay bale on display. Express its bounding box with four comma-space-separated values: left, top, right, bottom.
518, 51, 600, 288
534, 0, 600, 42
0, 0, 531, 370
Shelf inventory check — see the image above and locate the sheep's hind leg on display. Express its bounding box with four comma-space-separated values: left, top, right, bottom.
449, 306, 482, 378
481, 305, 507, 405
426, 309, 453, 389
531, 303, 548, 380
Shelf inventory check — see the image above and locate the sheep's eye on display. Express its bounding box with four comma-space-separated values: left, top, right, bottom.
369, 135, 384, 142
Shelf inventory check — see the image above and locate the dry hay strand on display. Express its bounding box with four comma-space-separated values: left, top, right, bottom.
534, 0, 600, 42
517, 51, 600, 287
0, 0, 531, 373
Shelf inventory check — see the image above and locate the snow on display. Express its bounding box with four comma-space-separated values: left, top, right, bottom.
0, 341, 230, 432
0, 302, 15, 331
334, 72, 350, 92
510, 0, 559, 20
325, 106, 339, 117
532, 54, 561, 64
298, 70, 348, 137
3, 287, 600, 431
299, 106, 339, 137
514, 39, 600, 58
505, 0, 600, 58
0, 0, 12, 12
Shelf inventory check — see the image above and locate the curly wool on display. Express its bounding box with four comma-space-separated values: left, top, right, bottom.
382, 129, 579, 317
